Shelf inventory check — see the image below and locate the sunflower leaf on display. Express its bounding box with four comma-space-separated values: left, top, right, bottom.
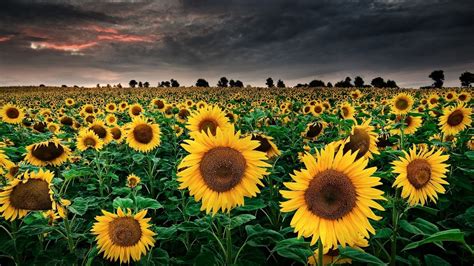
401, 229, 466, 252
338, 246, 385, 265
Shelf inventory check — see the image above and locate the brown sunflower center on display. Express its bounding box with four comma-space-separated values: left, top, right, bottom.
459, 94, 467, 101
31, 142, 65, 161
447, 93, 453, 99
85, 106, 93, 113
447, 110, 464, 126
84, 137, 96, 147
85, 115, 95, 124
155, 100, 165, 109
178, 109, 190, 120
108, 217, 142, 247
407, 159, 431, 189
326, 248, 340, 257
111, 128, 122, 140
314, 106, 323, 113
306, 123, 323, 138
133, 124, 153, 144
251, 135, 272, 152
90, 125, 107, 138
199, 119, 218, 135
430, 98, 438, 105
60, 116, 73, 126
395, 98, 409, 110
343, 128, 370, 159
6, 108, 20, 119
9, 166, 19, 177
33, 122, 48, 133
304, 169, 356, 220
10, 179, 52, 210
131, 106, 142, 116
200, 147, 246, 192
304, 106, 311, 113
342, 107, 349, 117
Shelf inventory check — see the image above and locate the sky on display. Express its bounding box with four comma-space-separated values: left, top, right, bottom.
0, 0, 473, 88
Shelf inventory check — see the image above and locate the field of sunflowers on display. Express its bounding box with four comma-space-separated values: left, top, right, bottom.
0, 86, 472, 265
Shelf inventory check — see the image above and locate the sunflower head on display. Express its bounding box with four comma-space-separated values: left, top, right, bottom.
186, 105, 231, 136
88, 120, 112, 144
77, 129, 104, 151
302, 122, 325, 141
1, 104, 25, 124
391, 93, 414, 115
341, 119, 379, 160
126, 117, 161, 152
250, 133, 281, 159
127, 174, 141, 188
438, 103, 472, 135
25, 139, 71, 166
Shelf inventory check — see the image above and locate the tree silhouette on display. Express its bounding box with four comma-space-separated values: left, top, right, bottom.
129, 80, 137, 88
234, 80, 244, 88
217, 77, 229, 87
459, 72, 474, 87
138, 81, 143, 88
354, 76, 364, 87
327, 82, 333, 88
229, 79, 235, 87
429, 70, 444, 88
309, 80, 325, 87
196, 78, 209, 87
117, 83, 122, 88
371, 77, 385, 88
159, 81, 170, 87
386, 80, 398, 88
277, 79, 285, 88
266, 77, 274, 88
143, 81, 150, 88
170, 79, 180, 87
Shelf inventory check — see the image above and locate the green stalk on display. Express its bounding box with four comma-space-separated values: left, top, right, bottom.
226, 213, 233, 265
63, 216, 75, 253
318, 238, 323, 266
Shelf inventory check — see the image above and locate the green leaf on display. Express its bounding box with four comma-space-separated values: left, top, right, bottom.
132, 153, 145, 163
399, 219, 424, 235
274, 238, 312, 265
338, 246, 385, 265
230, 214, 256, 229
245, 224, 284, 247
424, 254, 451, 266
402, 229, 465, 252
413, 205, 439, 215
135, 196, 163, 210
68, 197, 89, 216
373, 228, 392, 239
155, 226, 177, 240
412, 218, 439, 235
112, 197, 134, 209
237, 198, 266, 211
464, 151, 474, 160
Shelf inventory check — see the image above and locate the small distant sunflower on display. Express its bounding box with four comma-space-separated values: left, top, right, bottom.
105, 114, 117, 125
126, 117, 161, 153
250, 133, 281, 159
466, 137, 474, 150
47, 122, 61, 134
25, 139, 71, 166
280, 144, 385, 249
391, 93, 414, 115
127, 174, 141, 188
341, 119, 379, 160
110, 126, 125, 143
76, 130, 104, 151
106, 103, 117, 113
173, 125, 184, 137
392, 145, 449, 206
427, 94, 439, 108
186, 105, 231, 136
128, 103, 144, 118
391, 115, 422, 135
151, 99, 166, 111
339, 102, 355, 120
457, 92, 471, 103
311, 103, 325, 116
438, 103, 472, 135
302, 122, 325, 141
445, 91, 457, 102
1, 104, 25, 124
177, 126, 270, 214
65, 98, 75, 107
91, 208, 156, 264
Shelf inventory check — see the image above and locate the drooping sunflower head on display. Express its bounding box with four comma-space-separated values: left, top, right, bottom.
438, 103, 472, 136
91, 208, 156, 264
1, 104, 25, 124
186, 105, 231, 136
126, 117, 161, 153
250, 133, 281, 159
88, 120, 112, 144
151, 98, 166, 110
392, 145, 449, 206
25, 139, 71, 166
391, 93, 414, 115
0, 169, 55, 221
391, 115, 423, 135
339, 102, 355, 120
110, 125, 125, 143
302, 122, 325, 141
341, 119, 379, 160
77, 129, 104, 151
177, 126, 270, 214
280, 143, 385, 249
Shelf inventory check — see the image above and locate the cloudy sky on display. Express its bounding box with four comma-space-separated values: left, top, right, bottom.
0, 0, 473, 88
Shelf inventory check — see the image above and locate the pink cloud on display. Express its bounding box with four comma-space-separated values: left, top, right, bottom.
97, 33, 154, 42
30, 41, 98, 52
0, 35, 13, 42
85, 25, 119, 34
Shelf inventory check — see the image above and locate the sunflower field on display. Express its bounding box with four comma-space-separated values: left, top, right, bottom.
0, 86, 472, 265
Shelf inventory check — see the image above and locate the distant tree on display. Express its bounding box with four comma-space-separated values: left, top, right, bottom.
196, 78, 209, 87
74, 85, 79, 88
335, 77, 353, 88
354, 76, 364, 87
371, 77, 386, 88
309, 80, 325, 87
106, 84, 111, 88
429, 70, 444, 88
217, 77, 229, 87
386, 80, 398, 88
143, 81, 150, 88
62, 85, 67, 88
295, 83, 307, 88
39, 84, 45, 87
459, 71, 474, 87
129, 80, 137, 88
229, 79, 235, 87
96, 84, 100, 88
159, 81, 171, 87
277, 79, 285, 88
266, 77, 274, 88
170, 79, 180, 87
234, 80, 244, 88
327, 82, 333, 88
344, 77, 353, 87
138, 81, 143, 88
117, 83, 122, 88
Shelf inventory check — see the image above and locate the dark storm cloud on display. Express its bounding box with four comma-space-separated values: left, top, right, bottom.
0, 0, 473, 87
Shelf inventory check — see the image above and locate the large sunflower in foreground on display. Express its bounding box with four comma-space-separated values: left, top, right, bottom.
126, 117, 161, 152
392, 145, 449, 206
438, 103, 472, 136
280, 144, 385, 249
91, 208, 156, 264
25, 139, 71, 166
76, 129, 104, 151
0, 104, 25, 124
177, 126, 270, 214
186, 105, 231, 136
391, 93, 413, 115
0, 169, 66, 221
340, 119, 379, 160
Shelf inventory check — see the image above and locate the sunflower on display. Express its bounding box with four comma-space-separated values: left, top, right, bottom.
427, 94, 439, 108
280, 144, 385, 249
340, 119, 379, 160
308, 234, 369, 265
311, 103, 325, 116
391, 115, 422, 135
127, 174, 141, 188
392, 145, 449, 206
339, 102, 355, 120
91, 208, 156, 264
47, 122, 61, 134
110, 126, 125, 143
457, 92, 471, 103
2, 160, 19, 180
1, 104, 25, 124
177, 126, 270, 214
65, 98, 75, 107
445, 91, 457, 102
77, 129, 104, 151
105, 114, 117, 125
106, 103, 117, 113
126, 117, 161, 153
438, 103, 472, 135
151, 98, 166, 111
88, 120, 113, 144
302, 122, 325, 141
186, 105, 231, 136
173, 125, 184, 137
391, 93, 413, 115
0, 169, 60, 221
467, 137, 474, 150
128, 103, 144, 118
250, 133, 281, 159
25, 139, 71, 166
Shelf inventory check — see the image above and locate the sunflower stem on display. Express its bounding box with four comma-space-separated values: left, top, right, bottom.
390, 190, 400, 266
63, 215, 75, 254
317, 238, 323, 266
226, 212, 233, 265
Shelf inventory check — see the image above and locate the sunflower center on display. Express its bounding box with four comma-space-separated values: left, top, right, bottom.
9, 166, 19, 177
343, 128, 370, 159
459, 94, 466, 101
133, 124, 153, 144
111, 128, 122, 140
304, 106, 311, 113
178, 109, 190, 120
447, 93, 453, 99
342, 107, 349, 117
314, 106, 323, 113
200, 147, 246, 192
108, 217, 142, 247
32, 142, 65, 161
447, 110, 464, 126
33, 122, 47, 132
199, 119, 218, 135
60, 116, 73, 126
84, 137, 96, 147
326, 248, 340, 257
251, 135, 272, 152
10, 179, 52, 210
407, 159, 431, 189
305, 169, 356, 220
430, 98, 438, 105
155, 100, 165, 109
6, 108, 20, 119
90, 125, 107, 138
306, 123, 323, 138
131, 106, 142, 116
395, 98, 409, 110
